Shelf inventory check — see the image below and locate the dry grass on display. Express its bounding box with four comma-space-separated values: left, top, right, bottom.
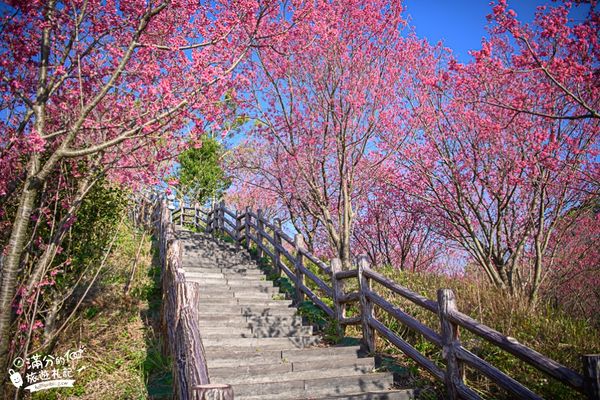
31, 222, 171, 400
366, 267, 600, 399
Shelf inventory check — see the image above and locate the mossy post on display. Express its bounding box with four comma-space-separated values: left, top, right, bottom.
438, 288, 464, 400
294, 234, 306, 304
357, 255, 375, 353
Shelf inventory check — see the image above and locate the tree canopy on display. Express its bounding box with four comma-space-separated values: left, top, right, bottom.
177, 136, 231, 205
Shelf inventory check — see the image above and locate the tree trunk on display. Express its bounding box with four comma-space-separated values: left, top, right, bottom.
340, 172, 353, 270
25, 175, 95, 293
1, 0, 54, 371
0, 171, 40, 370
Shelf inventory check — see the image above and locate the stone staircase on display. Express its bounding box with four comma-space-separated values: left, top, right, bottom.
177, 230, 413, 400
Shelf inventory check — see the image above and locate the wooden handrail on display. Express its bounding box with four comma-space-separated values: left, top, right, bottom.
334, 269, 358, 280
299, 248, 332, 274
157, 201, 232, 399
365, 288, 442, 347
454, 345, 543, 400
170, 200, 600, 400
447, 309, 585, 391
369, 316, 447, 382
364, 267, 439, 314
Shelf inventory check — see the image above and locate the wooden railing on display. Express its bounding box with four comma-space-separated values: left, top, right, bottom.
155, 201, 233, 400
172, 201, 600, 400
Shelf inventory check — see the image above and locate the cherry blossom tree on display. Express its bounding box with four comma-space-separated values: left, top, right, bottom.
241, 0, 424, 269
227, 140, 322, 251
395, 0, 599, 302
483, 0, 599, 121
225, 0, 598, 307
352, 163, 445, 273
543, 207, 600, 321
0, 0, 317, 369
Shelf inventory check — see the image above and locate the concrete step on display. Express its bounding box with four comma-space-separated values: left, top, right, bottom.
201, 325, 313, 338
320, 391, 414, 400
198, 314, 298, 324
197, 292, 274, 300
184, 253, 251, 261
223, 363, 375, 384
191, 279, 273, 288
249, 324, 313, 338
184, 272, 226, 279
190, 276, 270, 284
198, 298, 292, 306
232, 372, 395, 399
185, 269, 265, 277
184, 264, 262, 271
195, 286, 280, 295
206, 346, 363, 366
183, 268, 264, 274
202, 336, 320, 350
199, 304, 292, 314
209, 356, 374, 379
198, 309, 296, 319
199, 315, 304, 328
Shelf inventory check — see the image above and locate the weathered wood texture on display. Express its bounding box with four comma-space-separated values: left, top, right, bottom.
294, 234, 306, 304
256, 209, 265, 259
330, 258, 346, 335
358, 255, 375, 353
448, 307, 586, 391
172, 200, 598, 400
583, 355, 600, 399
193, 384, 234, 400
438, 289, 464, 400
272, 218, 282, 276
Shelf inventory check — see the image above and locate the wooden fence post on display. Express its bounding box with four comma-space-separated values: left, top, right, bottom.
294, 234, 306, 304
219, 200, 225, 236
179, 203, 184, 226
213, 202, 218, 235
235, 210, 241, 250
209, 204, 216, 236
256, 209, 264, 259
357, 255, 375, 352
272, 218, 282, 277
194, 203, 198, 228
438, 288, 464, 400
330, 257, 346, 336
583, 354, 600, 400
193, 384, 234, 400
244, 206, 251, 250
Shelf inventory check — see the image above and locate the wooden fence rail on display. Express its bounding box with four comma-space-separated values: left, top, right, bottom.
171, 201, 600, 400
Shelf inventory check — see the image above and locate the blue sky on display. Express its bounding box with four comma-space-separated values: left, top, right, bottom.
402, 0, 592, 62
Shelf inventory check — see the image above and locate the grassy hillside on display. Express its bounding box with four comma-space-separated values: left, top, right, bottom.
355, 266, 600, 399
32, 221, 172, 400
